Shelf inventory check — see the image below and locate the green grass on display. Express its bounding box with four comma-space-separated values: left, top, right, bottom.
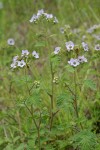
0, 0, 100, 150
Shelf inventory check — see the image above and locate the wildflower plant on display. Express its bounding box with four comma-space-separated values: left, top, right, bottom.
0, 3, 100, 150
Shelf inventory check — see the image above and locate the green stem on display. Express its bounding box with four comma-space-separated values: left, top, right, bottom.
74, 69, 83, 130
24, 102, 41, 149
24, 63, 41, 149
49, 62, 54, 131
74, 69, 79, 118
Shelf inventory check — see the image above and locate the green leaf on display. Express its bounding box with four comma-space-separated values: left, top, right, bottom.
13, 136, 20, 143
25, 89, 42, 107
15, 143, 27, 150
57, 93, 73, 107
84, 79, 97, 90
34, 42, 45, 47
4, 144, 13, 150
71, 130, 98, 150
65, 65, 75, 73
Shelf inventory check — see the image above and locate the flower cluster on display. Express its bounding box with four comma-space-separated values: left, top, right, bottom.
34, 80, 40, 88
92, 34, 100, 41
54, 40, 88, 67
10, 50, 39, 69
68, 55, 87, 67
10, 55, 26, 69
10, 55, 19, 69
65, 40, 88, 67
87, 24, 100, 33
29, 9, 58, 23
53, 76, 58, 84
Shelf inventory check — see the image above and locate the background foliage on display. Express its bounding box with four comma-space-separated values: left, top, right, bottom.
0, 0, 100, 150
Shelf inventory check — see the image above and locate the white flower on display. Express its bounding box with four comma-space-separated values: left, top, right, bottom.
78, 56, 87, 63
0, 2, 3, 9
11, 57, 26, 69
82, 35, 86, 40
11, 55, 19, 69
32, 51, 39, 58
60, 27, 64, 34
10, 62, 17, 69
82, 42, 89, 51
45, 14, 53, 19
7, 38, 15, 46
37, 9, 44, 17
95, 44, 100, 51
92, 34, 100, 40
17, 60, 26, 68
65, 41, 74, 51
68, 58, 80, 67
30, 10, 58, 24
87, 24, 100, 33
29, 14, 38, 23
54, 47, 61, 54
87, 28, 93, 33
13, 55, 19, 62
21, 50, 29, 57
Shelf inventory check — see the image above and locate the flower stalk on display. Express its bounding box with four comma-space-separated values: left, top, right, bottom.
49, 61, 54, 131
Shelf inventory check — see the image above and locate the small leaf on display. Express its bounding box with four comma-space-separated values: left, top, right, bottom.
84, 79, 96, 90
15, 143, 27, 150
34, 42, 45, 47
65, 65, 75, 73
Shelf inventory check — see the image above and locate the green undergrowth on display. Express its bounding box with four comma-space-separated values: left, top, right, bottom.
0, 0, 100, 150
